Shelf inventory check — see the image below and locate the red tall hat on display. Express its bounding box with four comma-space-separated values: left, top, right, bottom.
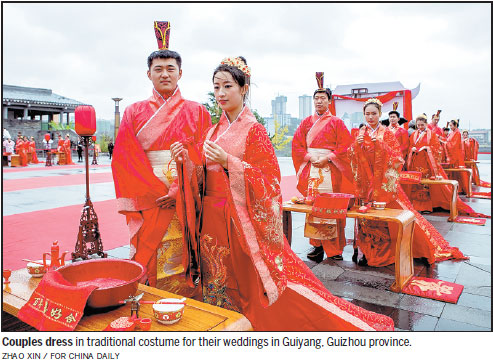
393, 102, 399, 111
154, 21, 171, 50
436, 109, 442, 117
315, 72, 324, 90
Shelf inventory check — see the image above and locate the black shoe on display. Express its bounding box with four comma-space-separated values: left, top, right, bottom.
357, 254, 368, 266
307, 246, 324, 263
331, 254, 343, 260
352, 248, 358, 263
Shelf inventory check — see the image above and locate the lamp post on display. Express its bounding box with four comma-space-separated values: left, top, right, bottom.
91, 135, 98, 165
72, 105, 107, 261
112, 98, 122, 142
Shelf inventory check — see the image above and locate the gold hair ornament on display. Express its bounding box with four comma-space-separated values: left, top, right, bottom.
364, 98, 383, 108
220, 57, 251, 77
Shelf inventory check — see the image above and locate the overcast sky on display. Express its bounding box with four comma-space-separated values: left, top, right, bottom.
2, 2, 491, 129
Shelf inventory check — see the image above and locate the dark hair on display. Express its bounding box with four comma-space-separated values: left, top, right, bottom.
147, 50, 182, 69
359, 123, 365, 129
363, 101, 382, 113
449, 119, 458, 127
313, 88, 332, 100
443, 127, 450, 131
212, 56, 250, 88
381, 119, 390, 127
388, 110, 400, 118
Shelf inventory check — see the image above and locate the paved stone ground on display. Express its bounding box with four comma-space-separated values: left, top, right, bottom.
2, 154, 491, 331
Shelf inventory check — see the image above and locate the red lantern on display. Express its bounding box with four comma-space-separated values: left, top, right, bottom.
44, 133, 51, 142
75, 105, 96, 136
92, 135, 97, 142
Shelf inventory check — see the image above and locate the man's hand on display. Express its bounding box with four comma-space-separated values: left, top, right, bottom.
312, 156, 330, 168
156, 194, 175, 209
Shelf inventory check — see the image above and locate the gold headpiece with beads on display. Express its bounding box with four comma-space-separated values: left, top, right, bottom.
393, 102, 399, 111
220, 57, 251, 76
416, 113, 427, 121
364, 98, 383, 108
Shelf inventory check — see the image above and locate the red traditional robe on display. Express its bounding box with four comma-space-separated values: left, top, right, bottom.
177, 107, 394, 331
405, 129, 485, 217
63, 139, 75, 165
445, 129, 469, 195
348, 124, 466, 267
17, 140, 28, 166
428, 123, 444, 138
463, 137, 483, 186
29, 141, 39, 163
388, 124, 410, 161
292, 112, 355, 257
111, 87, 211, 292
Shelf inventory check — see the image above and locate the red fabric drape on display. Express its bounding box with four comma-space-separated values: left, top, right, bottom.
330, 90, 413, 128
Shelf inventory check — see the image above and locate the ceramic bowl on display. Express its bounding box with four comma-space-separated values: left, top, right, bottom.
56, 259, 146, 308
153, 298, 186, 325
27, 260, 48, 277
373, 201, 387, 210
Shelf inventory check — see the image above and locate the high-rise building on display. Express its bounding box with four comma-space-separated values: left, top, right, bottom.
271, 95, 288, 126
299, 95, 312, 120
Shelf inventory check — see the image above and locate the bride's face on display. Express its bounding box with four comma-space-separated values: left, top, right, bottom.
213, 71, 246, 114
364, 104, 381, 128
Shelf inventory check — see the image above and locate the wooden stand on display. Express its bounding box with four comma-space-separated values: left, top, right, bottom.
444, 168, 473, 197
10, 154, 20, 167
282, 202, 415, 293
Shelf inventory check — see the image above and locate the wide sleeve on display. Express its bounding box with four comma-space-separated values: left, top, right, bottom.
333, 118, 353, 156
372, 129, 404, 202
226, 123, 286, 307
111, 104, 168, 213
291, 118, 311, 174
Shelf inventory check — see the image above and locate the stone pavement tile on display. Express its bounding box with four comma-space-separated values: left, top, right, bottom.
311, 262, 344, 281
455, 263, 491, 289
418, 260, 464, 282
335, 270, 395, 291
435, 318, 490, 331
389, 309, 438, 331
451, 221, 492, 236
457, 292, 491, 312
462, 286, 491, 298
397, 294, 445, 317
440, 304, 491, 329
467, 256, 491, 269
321, 280, 401, 308
343, 297, 397, 317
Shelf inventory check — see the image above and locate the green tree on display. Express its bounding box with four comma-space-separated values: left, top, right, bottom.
49, 121, 75, 131
270, 119, 292, 151
252, 109, 266, 128
203, 91, 222, 124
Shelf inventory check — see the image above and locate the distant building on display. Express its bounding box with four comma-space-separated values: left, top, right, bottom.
332, 81, 420, 129
266, 95, 294, 135
468, 129, 491, 145
2, 84, 86, 143
298, 95, 312, 120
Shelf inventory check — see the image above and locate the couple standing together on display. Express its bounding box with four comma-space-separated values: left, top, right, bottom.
111, 21, 396, 331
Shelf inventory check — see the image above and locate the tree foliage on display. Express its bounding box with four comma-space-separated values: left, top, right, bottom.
270, 119, 292, 151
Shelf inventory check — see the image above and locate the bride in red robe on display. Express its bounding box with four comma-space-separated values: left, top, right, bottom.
172, 57, 394, 331
445, 120, 470, 195
348, 99, 467, 267
17, 136, 28, 166
29, 137, 39, 164
63, 135, 75, 165
405, 117, 487, 217
462, 130, 489, 188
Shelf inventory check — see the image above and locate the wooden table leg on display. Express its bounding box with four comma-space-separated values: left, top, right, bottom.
466, 169, 472, 197
448, 182, 459, 222
390, 220, 415, 293
282, 210, 292, 246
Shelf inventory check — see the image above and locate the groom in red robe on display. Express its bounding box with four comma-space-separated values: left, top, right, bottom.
292, 72, 354, 263
111, 21, 211, 293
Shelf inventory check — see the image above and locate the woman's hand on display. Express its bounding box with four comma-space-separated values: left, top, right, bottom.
411, 147, 417, 153
204, 140, 228, 169
356, 134, 365, 144
170, 142, 184, 162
